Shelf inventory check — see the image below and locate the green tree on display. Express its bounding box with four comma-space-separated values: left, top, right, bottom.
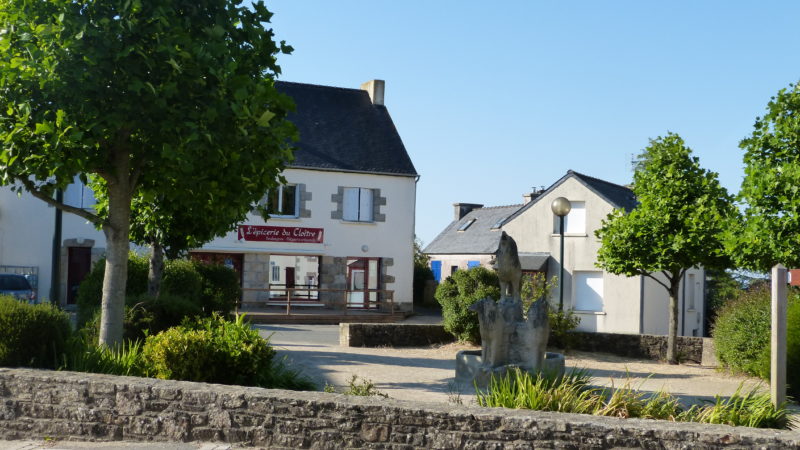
733, 81, 800, 270
435, 266, 500, 344
595, 133, 735, 363
0, 0, 294, 346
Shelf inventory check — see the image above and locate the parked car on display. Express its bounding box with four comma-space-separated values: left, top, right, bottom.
0, 273, 37, 303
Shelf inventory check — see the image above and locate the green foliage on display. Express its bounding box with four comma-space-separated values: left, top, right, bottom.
477, 368, 789, 429
76, 252, 149, 326
596, 133, 734, 277
141, 314, 275, 387
435, 266, 500, 344
712, 286, 800, 399
125, 294, 204, 341
596, 133, 735, 362
520, 272, 558, 314
712, 285, 773, 378
324, 375, 389, 398
78, 254, 238, 327
0, 296, 72, 369
192, 261, 241, 314
734, 80, 800, 270
548, 309, 582, 350
413, 264, 435, 306
705, 269, 745, 324
161, 259, 203, 304
62, 336, 146, 377
679, 385, 788, 429
0, 0, 296, 346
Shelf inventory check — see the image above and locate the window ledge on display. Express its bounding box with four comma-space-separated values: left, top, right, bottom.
269, 216, 301, 221
550, 233, 588, 237
573, 310, 606, 315
341, 220, 376, 225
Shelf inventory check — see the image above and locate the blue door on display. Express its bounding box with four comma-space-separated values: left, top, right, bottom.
431, 260, 442, 282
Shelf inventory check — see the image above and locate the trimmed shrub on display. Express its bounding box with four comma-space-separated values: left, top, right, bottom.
712, 285, 800, 399
125, 294, 204, 341
0, 296, 71, 369
141, 314, 275, 386
435, 266, 500, 344
712, 285, 773, 377
192, 261, 241, 314
161, 259, 203, 304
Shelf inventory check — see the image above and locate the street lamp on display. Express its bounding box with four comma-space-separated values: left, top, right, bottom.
551, 197, 571, 312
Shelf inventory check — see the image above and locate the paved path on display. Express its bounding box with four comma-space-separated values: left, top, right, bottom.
255, 321, 765, 407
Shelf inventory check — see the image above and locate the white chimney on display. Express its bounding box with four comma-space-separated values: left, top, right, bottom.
360, 79, 385, 105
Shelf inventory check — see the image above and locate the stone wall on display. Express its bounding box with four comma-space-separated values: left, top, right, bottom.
1, 368, 798, 448
340, 324, 715, 365
340, 323, 454, 347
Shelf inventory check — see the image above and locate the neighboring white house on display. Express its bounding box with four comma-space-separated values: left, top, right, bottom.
425, 170, 705, 337
0, 79, 419, 313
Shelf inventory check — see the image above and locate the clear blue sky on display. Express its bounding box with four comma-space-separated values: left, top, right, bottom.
267, 1, 800, 246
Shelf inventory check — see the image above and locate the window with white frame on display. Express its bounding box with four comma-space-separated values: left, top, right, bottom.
553, 201, 586, 234
261, 185, 299, 218
343, 187, 373, 222
574, 271, 603, 312
64, 175, 97, 210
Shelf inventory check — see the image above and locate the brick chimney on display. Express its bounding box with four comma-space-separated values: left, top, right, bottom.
453, 203, 483, 220
360, 79, 385, 105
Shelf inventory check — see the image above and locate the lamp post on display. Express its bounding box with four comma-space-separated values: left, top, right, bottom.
551, 197, 571, 312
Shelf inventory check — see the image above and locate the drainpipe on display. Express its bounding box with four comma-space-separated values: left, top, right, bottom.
50, 189, 63, 306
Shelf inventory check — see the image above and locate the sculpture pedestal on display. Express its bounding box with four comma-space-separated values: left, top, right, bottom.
454, 350, 565, 391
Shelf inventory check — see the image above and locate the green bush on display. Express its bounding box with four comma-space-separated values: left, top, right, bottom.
141, 314, 275, 386
77, 252, 149, 325
77, 254, 241, 327
712, 285, 773, 377
0, 296, 72, 369
192, 261, 241, 314
712, 285, 800, 399
435, 266, 500, 344
125, 294, 204, 341
161, 259, 203, 304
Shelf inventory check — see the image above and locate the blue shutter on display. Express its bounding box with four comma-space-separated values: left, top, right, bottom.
431, 260, 442, 282
467, 261, 480, 270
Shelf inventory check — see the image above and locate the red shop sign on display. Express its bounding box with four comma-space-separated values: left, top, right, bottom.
237, 225, 324, 244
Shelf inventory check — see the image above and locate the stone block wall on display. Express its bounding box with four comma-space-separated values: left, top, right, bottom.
1, 368, 798, 448
340, 323, 454, 347
242, 253, 270, 302
340, 324, 713, 365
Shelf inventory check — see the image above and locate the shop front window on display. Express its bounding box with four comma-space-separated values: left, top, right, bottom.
267, 254, 320, 300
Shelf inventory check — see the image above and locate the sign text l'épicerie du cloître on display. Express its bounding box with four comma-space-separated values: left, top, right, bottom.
237, 225, 324, 244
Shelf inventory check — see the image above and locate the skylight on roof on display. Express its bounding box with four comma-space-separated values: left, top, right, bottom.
491, 218, 505, 229
458, 219, 476, 232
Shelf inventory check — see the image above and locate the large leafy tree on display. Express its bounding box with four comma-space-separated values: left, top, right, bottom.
733, 81, 800, 271
0, 0, 294, 346
595, 133, 735, 364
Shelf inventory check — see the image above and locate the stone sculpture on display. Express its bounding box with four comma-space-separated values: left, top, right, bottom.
458, 232, 563, 388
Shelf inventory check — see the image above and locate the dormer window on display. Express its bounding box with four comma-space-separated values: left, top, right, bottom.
458, 218, 476, 232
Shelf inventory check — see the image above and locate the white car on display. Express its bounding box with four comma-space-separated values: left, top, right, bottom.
0, 274, 37, 304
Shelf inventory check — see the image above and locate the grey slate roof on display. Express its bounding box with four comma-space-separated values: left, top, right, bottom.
502, 170, 636, 225
519, 253, 550, 271
423, 205, 523, 255
275, 81, 418, 177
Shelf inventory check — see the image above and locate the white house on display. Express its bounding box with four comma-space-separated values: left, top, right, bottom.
425, 170, 705, 337
0, 79, 419, 313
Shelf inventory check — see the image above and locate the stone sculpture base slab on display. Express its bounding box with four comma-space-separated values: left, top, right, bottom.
454, 350, 565, 391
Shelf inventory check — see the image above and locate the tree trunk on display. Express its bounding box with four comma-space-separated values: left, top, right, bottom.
147, 242, 164, 298
98, 150, 134, 348
666, 279, 681, 364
